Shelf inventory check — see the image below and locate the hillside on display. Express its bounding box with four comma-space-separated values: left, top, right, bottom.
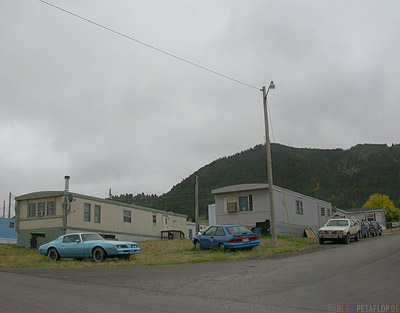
112, 143, 400, 219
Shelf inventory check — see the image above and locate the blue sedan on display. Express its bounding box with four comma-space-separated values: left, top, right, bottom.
192, 224, 260, 251
38, 233, 140, 262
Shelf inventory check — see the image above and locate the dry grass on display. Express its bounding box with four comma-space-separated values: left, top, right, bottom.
0, 236, 317, 269
383, 227, 400, 235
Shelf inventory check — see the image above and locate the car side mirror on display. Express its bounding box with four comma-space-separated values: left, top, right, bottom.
197, 232, 202, 235
75, 240, 81, 243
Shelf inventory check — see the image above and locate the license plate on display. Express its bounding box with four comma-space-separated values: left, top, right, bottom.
325, 234, 339, 238
242, 238, 249, 242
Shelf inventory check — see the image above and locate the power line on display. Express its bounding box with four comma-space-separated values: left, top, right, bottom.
38, 0, 260, 91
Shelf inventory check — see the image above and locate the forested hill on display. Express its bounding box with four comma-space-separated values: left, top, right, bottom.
112, 143, 400, 219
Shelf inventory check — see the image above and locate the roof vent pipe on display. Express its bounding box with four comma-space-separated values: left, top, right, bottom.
64, 175, 70, 192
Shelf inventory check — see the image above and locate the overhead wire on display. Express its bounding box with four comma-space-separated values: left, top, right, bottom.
38, 0, 260, 91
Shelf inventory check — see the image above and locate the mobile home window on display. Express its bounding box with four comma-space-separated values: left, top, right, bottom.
28, 203, 36, 217
37, 202, 45, 217
321, 208, 325, 216
94, 205, 101, 223
84, 203, 91, 222
327, 208, 331, 216
152, 214, 157, 223
239, 195, 253, 211
296, 200, 303, 215
47, 201, 55, 216
123, 210, 131, 223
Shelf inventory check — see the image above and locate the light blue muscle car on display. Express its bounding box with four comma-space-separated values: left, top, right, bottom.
38, 233, 140, 262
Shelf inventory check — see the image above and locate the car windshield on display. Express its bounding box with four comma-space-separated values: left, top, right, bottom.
226, 225, 251, 235
81, 234, 105, 242
326, 220, 349, 227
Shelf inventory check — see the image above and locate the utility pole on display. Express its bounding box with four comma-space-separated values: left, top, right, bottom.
262, 82, 277, 247
195, 176, 199, 233
2, 200, 5, 218
8, 192, 12, 218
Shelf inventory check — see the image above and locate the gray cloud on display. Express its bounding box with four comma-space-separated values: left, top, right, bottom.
1, 0, 399, 215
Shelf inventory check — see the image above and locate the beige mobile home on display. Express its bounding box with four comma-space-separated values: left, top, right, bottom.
212, 183, 332, 237
15, 191, 187, 248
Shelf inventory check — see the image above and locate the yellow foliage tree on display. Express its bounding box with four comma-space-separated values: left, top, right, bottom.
363, 194, 400, 222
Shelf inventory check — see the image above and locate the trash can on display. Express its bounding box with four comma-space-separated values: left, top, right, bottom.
254, 227, 262, 237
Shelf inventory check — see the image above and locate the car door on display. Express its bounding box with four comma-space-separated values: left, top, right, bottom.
349, 220, 358, 236
58, 234, 84, 257
200, 227, 216, 248
211, 227, 226, 249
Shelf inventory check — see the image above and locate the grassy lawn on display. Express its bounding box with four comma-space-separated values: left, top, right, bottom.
0, 236, 317, 269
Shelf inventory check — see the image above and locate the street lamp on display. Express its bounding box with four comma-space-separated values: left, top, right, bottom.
261, 81, 277, 247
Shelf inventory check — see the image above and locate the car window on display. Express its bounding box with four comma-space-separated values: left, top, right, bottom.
203, 227, 216, 236
226, 225, 251, 235
81, 234, 105, 242
215, 227, 225, 236
63, 234, 80, 243
326, 220, 349, 227
350, 220, 355, 226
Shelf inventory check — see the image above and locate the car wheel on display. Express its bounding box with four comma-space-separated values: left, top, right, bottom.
319, 238, 324, 245
355, 232, 359, 241
344, 233, 350, 244
48, 248, 60, 261
93, 247, 106, 263
194, 240, 202, 251
218, 243, 226, 251
379, 231, 382, 236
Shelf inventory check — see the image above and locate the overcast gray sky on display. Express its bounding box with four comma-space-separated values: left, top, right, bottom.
1, 0, 399, 215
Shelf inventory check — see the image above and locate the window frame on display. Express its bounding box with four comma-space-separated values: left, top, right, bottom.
46, 201, 55, 216
321, 207, 325, 216
296, 200, 304, 215
123, 210, 132, 223
94, 205, 101, 223
84, 203, 91, 222
238, 195, 253, 212
28, 203, 36, 218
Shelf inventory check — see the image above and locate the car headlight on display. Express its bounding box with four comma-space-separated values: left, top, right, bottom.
131, 244, 138, 248
116, 245, 123, 249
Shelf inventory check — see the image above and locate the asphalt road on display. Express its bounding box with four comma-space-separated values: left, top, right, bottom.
1, 234, 399, 313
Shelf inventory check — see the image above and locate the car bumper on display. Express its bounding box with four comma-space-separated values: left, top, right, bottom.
225, 240, 260, 250
318, 234, 344, 239
109, 248, 141, 255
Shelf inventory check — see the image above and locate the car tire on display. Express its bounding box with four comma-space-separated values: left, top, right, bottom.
194, 240, 201, 251
355, 232, 359, 241
319, 238, 324, 245
218, 243, 226, 251
48, 248, 60, 262
379, 232, 382, 236
344, 233, 350, 244
93, 247, 106, 263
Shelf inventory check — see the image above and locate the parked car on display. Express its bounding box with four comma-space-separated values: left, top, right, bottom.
318, 218, 360, 244
356, 220, 369, 238
192, 224, 260, 251
364, 221, 377, 237
38, 233, 141, 262
370, 221, 383, 236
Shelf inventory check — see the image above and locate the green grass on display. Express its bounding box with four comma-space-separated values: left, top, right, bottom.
0, 236, 318, 269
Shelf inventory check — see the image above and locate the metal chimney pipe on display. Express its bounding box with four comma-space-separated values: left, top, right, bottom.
64, 175, 70, 192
